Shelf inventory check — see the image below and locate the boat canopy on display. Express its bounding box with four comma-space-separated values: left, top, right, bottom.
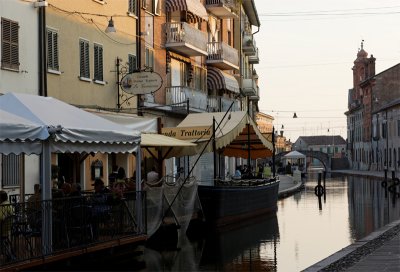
171, 111, 273, 159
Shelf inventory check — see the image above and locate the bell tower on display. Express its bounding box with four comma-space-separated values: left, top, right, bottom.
352, 40, 376, 99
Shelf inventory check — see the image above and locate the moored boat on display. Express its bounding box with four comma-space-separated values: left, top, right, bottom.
198, 177, 279, 227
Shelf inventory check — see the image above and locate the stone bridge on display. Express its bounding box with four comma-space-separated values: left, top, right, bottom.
276, 150, 331, 172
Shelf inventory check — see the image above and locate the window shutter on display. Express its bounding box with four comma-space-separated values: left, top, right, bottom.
53, 32, 59, 70
80, 40, 90, 78
128, 54, 137, 73
94, 44, 103, 81
1, 18, 19, 70
47, 30, 53, 69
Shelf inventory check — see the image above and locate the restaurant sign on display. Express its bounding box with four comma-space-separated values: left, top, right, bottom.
161, 126, 212, 140
120, 71, 163, 95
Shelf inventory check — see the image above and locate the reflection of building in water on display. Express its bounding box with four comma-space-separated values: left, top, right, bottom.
200, 215, 279, 270
347, 175, 400, 241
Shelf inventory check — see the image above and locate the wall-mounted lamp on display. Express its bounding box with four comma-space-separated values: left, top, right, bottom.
105, 17, 116, 33
281, 124, 284, 129
293, 112, 298, 118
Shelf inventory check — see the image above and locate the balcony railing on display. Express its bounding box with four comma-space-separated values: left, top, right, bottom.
166, 86, 208, 112
206, 0, 238, 18
249, 85, 260, 101
0, 192, 146, 267
243, 33, 256, 56
207, 41, 239, 70
242, 78, 257, 96
221, 97, 240, 111
164, 22, 208, 56
248, 47, 259, 64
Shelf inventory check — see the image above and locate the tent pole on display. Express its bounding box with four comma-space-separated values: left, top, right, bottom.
135, 146, 143, 233
41, 139, 52, 255
247, 123, 251, 169
272, 127, 276, 177
213, 116, 217, 184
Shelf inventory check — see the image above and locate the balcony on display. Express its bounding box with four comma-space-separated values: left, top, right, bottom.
206, 0, 238, 18
164, 22, 208, 57
242, 33, 256, 56
249, 85, 260, 101
207, 41, 239, 70
242, 78, 257, 96
221, 97, 240, 111
248, 47, 259, 64
166, 86, 208, 112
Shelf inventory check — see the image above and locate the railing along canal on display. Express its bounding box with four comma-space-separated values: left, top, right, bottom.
0, 191, 146, 267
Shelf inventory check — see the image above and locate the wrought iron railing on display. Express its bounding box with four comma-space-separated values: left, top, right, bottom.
207, 41, 239, 67
164, 22, 208, 52
166, 86, 208, 111
0, 191, 146, 267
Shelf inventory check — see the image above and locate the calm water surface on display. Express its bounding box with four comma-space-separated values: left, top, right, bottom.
38, 174, 400, 271
143, 174, 400, 272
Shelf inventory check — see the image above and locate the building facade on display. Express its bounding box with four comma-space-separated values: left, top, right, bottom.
346, 42, 400, 173
1, 0, 265, 193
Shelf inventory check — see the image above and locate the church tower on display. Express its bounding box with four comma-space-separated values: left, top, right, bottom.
352, 40, 376, 100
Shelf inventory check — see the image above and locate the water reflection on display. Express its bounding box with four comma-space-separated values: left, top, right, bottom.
143, 171, 400, 271
36, 175, 400, 271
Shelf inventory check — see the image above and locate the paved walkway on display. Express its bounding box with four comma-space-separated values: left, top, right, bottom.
304, 170, 400, 272
277, 174, 304, 198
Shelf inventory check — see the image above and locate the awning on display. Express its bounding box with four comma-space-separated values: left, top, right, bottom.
207, 67, 240, 93
94, 111, 199, 159
0, 93, 140, 154
0, 109, 49, 155
166, 0, 208, 22
176, 111, 273, 159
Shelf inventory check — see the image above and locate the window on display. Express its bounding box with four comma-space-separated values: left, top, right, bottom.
382, 122, 387, 139
47, 28, 59, 71
79, 39, 90, 79
1, 154, 23, 187
145, 47, 154, 69
1, 18, 19, 70
143, 0, 160, 15
94, 43, 103, 81
128, 54, 137, 73
128, 0, 138, 16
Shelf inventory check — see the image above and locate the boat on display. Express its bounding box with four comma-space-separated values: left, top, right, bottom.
197, 177, 280, 227
164, 111, 280, 228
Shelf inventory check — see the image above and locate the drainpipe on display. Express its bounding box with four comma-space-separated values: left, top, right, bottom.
137, 0, 143, 116
38, 1, 47, 96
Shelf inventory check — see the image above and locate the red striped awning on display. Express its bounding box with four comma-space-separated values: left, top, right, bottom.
207, 67, 239, 93
166, 0, 208, 22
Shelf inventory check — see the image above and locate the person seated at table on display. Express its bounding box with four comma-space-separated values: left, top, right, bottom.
90, 179, 111, 239
147, 167, 159, 183
0, 190, 13, 237
233, 166, 242, 179
27, 184, 41, 210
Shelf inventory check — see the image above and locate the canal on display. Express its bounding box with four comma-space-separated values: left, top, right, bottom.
33, 174, 400, 271
142, 173, 400, 271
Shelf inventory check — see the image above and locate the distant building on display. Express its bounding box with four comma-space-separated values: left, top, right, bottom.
293, 135, 346, 158
256, 112, 274, 133
345, 41, 400, 172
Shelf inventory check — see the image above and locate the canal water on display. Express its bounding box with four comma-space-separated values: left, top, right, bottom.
35, 174, 400, 271
142, 173, 400, 272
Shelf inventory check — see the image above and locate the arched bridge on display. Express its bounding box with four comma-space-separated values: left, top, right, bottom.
276, 150, 331, 172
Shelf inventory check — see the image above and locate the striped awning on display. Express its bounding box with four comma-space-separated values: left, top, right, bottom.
207, 67, 240, 93
166, 0, 208, 22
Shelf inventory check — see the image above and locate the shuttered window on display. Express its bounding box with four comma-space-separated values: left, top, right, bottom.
94, 43, 103, 81
1, 154, 23, 188
47, 28, 59, 71
128, 0, 137, 15
79, 39, 90, 79
1, 18, 19, 70
145, 47, 154, 70
128, 54, 137, 73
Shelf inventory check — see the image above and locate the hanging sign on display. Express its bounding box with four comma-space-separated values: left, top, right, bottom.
120, 71, 163, 95
161, 126, 212, 140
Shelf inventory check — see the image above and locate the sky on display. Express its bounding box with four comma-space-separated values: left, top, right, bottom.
254, 0, 400, 143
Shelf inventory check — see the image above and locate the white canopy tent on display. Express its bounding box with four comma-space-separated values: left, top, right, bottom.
0, 93, 142, 199
0, 93, 146, 254
283, 151, 307, 172
0, 109, 49, 155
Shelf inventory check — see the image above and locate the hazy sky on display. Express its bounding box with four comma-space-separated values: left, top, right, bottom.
254, 0, 400, 142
